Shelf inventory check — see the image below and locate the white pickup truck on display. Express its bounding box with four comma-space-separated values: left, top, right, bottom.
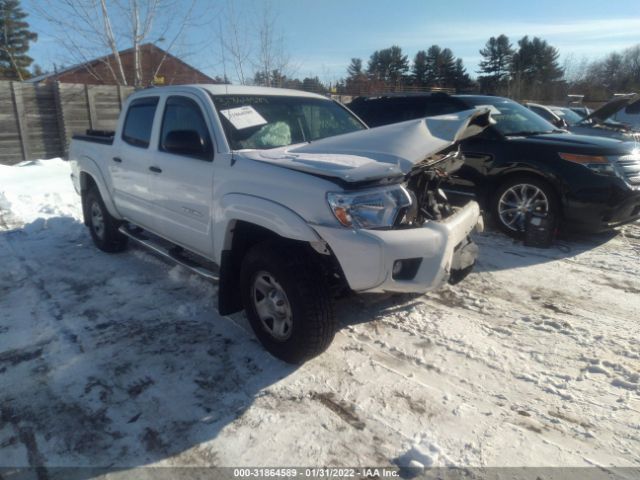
69, 85, 489, 363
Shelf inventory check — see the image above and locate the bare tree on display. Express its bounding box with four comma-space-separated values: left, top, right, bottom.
563, 53, 589, 83
215, 0, 295, 86
33, 0, 200, 87
253, 1, 293, 86
216, 0, 251, 84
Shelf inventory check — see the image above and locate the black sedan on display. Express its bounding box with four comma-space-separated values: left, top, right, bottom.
347, 94, 640, 237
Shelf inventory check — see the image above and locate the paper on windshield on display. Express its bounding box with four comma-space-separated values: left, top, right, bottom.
220, 106, 267, 130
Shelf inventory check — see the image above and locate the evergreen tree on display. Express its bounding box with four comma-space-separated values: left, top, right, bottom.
301, 76, 326, 94
412, 50, 428, 86
425, 45, 442, 85
452, 58, 473, 91
0, 0, 37, 80
439, 48, 457, 86
367, 45, 409, 85
477, 34, 513, 93
347, 58, 364, 78
511, 36, 563, 98
423, 45, 457, 87
346, 57, 368, 94
270, 69, 287, 88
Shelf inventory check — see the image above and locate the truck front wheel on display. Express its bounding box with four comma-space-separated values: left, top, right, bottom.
84, 187, 128, 253
240, 241, 336, 363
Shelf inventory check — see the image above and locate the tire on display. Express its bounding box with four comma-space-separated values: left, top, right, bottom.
491, 176, 560, 238
240, 240, 336, 363
84, 187, 128, 253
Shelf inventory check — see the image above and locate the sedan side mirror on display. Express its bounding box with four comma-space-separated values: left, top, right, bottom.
554, 118, 568, 129
163, 130, 210, 158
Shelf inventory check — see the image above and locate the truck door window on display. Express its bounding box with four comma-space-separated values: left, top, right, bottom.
122, 97, 159, 148
160, 96, 213, 160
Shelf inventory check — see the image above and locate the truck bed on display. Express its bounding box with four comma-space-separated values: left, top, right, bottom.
72, 129, 115, 145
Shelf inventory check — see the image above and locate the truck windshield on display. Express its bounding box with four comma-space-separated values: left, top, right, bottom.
210, 94, 365, 150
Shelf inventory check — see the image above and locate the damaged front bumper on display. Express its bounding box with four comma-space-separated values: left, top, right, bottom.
313, 201, 482, 294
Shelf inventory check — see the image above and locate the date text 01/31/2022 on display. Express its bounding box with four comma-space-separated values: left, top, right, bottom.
233, 468, 400, 477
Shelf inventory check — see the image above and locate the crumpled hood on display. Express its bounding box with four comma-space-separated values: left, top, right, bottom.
238, 108, 491, 183
585, 94, 640, 124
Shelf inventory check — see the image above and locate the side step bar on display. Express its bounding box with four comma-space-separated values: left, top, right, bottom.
118, 226, 219, 281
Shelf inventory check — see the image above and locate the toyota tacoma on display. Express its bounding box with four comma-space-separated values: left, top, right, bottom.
69, 85, 489, 363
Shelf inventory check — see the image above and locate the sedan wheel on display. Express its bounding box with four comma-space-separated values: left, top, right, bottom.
497, 183, 550, 232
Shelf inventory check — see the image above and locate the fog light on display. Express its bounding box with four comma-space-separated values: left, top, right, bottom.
392, 260, 403, 276
392, 258, 422, 280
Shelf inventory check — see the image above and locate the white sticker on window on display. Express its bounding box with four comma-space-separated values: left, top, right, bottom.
476, 105, 502, 115
219, 106, 267, 130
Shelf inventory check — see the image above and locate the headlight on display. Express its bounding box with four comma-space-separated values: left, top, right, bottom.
558, 152, 615, 175
327, 185, 412, 229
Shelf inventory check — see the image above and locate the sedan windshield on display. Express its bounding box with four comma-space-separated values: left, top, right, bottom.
211, 94, 365, 150
463, 97, 557, 136
550, 107, 583, 126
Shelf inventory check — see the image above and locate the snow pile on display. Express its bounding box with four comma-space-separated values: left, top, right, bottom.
0, 159, 81, 225
1, 159, 639, 472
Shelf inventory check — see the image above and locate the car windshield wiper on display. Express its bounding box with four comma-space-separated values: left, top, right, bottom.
504, 130, 551, 137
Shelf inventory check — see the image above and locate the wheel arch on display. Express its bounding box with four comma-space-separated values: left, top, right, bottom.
78, 160, 121, 223
217, 218, 346, 316
218, 221, 312, 316
215, 194, 326, 316
487, 168, 563, 205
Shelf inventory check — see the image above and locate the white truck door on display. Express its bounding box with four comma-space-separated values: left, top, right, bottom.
149, 94, 214, 257
111, 96, 160, 230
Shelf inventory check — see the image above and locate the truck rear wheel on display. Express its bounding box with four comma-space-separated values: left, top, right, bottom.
84, 187, 128, 253
240, 241, 336, 363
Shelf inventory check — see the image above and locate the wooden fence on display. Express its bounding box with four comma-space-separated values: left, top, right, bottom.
0, 81, 135, 165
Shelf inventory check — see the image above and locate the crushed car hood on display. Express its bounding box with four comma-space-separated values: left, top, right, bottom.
238, 108, 491, 183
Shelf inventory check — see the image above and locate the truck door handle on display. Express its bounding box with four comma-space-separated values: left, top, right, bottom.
112, 157, 122, 163
149, 166, 162, 173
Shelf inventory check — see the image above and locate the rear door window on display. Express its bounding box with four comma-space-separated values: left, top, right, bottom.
122, 97, 159, 148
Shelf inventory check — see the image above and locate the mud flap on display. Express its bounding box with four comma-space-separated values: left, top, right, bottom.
218, 249, 243, 315
449, 237, 478, 285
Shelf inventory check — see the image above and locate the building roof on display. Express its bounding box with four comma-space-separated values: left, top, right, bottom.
27, 43, 215, 84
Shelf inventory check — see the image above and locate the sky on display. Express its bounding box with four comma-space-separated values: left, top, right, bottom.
22, 0, 640, 84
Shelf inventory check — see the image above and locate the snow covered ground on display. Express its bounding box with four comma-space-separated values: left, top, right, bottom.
1, 159, 639, 475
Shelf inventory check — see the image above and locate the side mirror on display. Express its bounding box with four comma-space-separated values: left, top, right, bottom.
553, 118, 568, 129
163, 130, 210, 158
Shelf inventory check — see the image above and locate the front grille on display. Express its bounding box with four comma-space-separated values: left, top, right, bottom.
615, 154, 640, 185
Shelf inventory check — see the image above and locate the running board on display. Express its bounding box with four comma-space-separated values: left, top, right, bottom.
118, 226, 219, 281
